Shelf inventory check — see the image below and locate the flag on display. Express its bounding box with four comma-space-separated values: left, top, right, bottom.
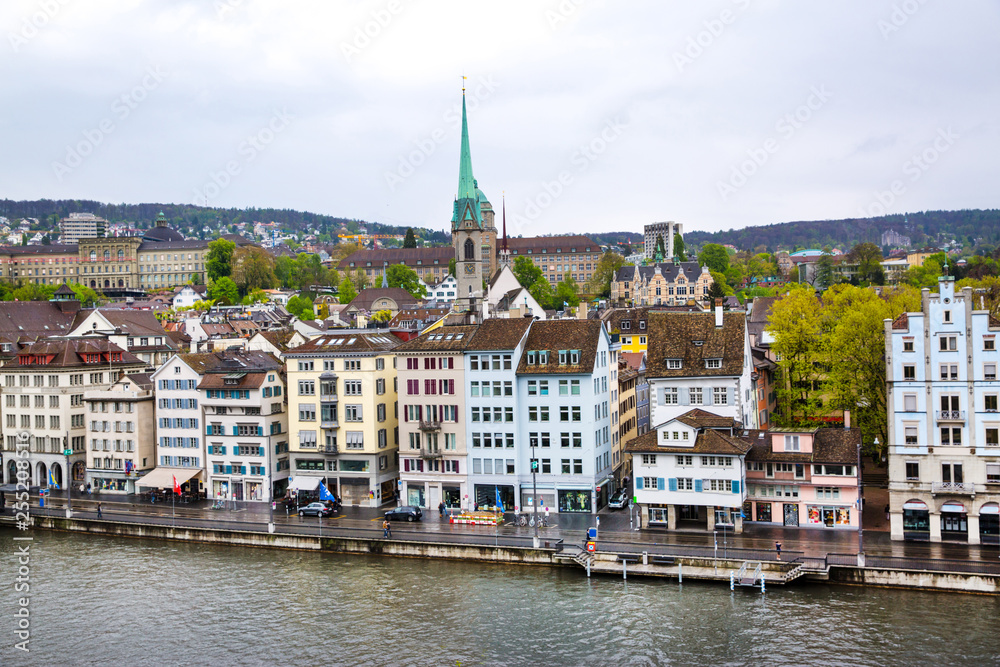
48, 470, 58, 489
495, 486, 504, 513
173, 475, 181, 496
319, 482, 336, 502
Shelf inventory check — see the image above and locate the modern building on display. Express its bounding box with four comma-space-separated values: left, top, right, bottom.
645, 305, 757, 431
610, 263, 713, 308
60, 212, 107, 243
284, 332, 401, 506
0, 338, 147, 488
744, 426, 861, 529
886, 277, 1000, 544
643, 221, 682, 262
84, 373, 155, 494
395, 324, 476, 509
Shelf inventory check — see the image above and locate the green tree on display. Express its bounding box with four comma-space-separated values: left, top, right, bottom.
674, 233, 687, 262
513, 256, 543, 289
207, 277, 239, 305
231, 246, 277, 295
386, 263, 427, 298
275, 256, 294, 288
205, 238, 236, 282
555, 273, 581, 309
370, 309, 392, 324
815, 252, 835, 290
286, 295, 315, 319
12, 283, 56, 301
403, 228, 417, 248
529, 277, 555, 310
244, 288, 269, 305
904, 253, 946, 288
353, 268, 370, 291
847, 242, 884, 284
448, 258, 456, 277
586, 251, 626, 298
709, 271, 734, 297
699, 243, 730, 273
338, 278, 357, 304
316, 302, 330, 320
69, 283, 101, 307
770, 285, 825, 425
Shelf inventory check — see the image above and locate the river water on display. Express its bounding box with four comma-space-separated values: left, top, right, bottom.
1, 530, 998, 666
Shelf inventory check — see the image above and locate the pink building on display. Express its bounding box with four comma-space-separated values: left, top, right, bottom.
744, 427, 862, 529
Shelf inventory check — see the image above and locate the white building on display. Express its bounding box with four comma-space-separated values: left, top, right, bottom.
886, 277, 1000, 544
643, 221, 682, 261
645, 305, 757, 430
84, 373, 156, 494
428, 274, 458, 304
148, 354, 211, 497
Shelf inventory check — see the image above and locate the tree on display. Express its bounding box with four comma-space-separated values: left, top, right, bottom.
815, 252, 835, 290
316, 303, 330, 320
69, 283, 101, 307
655, 236, 666, 260
370, 309, 392, 324
244, 288, 269, 305
207, 276, 239, 306
353, 268, 369, 291
529, 277, 555, 310
555, 273, 581, 309
205, 238, 236, 282
190, 273, 204, 285
586, 251, 626, 298
847, 242, 884, 285
386, 263, 427, 298
294, 253, 328, 293
699, 243, 730, 273
709, 271, 734, 297
286, 295, 315, 319
769, 285, 825, 425
338, 278, 357, 304
403, 228, 417, 248
275, 256, 294, 288
448, 258, 456, 277
231, 246, 277, 295
330, 242, 362, 263
12, 283, 56, 301
513, 256, 543, 289
674, 233, 687, 262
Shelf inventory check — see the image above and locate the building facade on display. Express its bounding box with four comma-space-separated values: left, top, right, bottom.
149, 354, 211, 497
886, 278, 1000, 544
643, 221, 682, 262
60, 212, 107, 243
84, 373, 155, 494
611, 263, 713, 308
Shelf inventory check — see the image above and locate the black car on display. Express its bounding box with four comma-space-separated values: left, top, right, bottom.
385, 506, 422, 522
299, 502, 335, 517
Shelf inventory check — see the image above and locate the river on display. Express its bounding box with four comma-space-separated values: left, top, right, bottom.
1, 530, 998, 666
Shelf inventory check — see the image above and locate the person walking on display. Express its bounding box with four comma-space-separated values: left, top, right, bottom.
775, 541, 782, 561
438, 501, 446, 517
383, 518, 391, 538
97, 502, 103, 519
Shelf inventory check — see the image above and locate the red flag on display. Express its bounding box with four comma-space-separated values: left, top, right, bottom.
173, 475, 181, 496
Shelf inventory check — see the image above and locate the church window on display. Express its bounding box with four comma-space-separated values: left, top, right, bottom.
464, 239, 475, 261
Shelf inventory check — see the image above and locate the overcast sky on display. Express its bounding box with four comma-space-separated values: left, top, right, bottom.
3, 1, 998, 238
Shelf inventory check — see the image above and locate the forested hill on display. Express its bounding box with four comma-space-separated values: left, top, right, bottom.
0, 199, 450, 243
684, 209, 1000, 253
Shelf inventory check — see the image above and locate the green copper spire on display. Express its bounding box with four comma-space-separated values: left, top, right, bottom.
452, 89, 482, 228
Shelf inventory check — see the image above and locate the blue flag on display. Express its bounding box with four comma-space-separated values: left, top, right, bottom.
495, 486, 504, 513
319, 482, 336, 502
48, 470, 58, 489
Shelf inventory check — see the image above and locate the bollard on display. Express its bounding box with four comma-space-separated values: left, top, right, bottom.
642, 551, 648, 565
678, 563, 682, 583
730, 572, 734, 591
586, 560, 591, 578
623, 560, 627, 580
761, 575, 765, 594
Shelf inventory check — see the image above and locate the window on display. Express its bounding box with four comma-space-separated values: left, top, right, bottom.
677, 478, 694, 491
713, 387, 728, 405
903, 339, 914, 352
784, 435, 800, 452
939, 364, 958, 381
903, 364, 915, 380
905, 461, 919, 480
940, 427, 962, 445
986, 363, 997, 381
985, 427, 999, 446
297, 361, 314, 371
986, 338, 996, 351
689, 388, 703, 405
642, 476, 657, 490
987, 395, 998, 412
904, 426, 918, 445
987, 463, 1000, 484
299, 404, 316, 421
939, 335, 957, 351
641, 454, 656, 465
941, 462, 963, 484
345, 405, 363, 421
903, 394, 917, 412
344, 381, 362, 396
663, 387, 678, 405
676, 455, 692, 466
298, 380, 315, 396
705, 359, 722, 369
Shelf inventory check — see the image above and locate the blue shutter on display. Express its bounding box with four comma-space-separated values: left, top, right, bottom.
259, 446, 264, 457
731, 479, 740, 494
275, 443, 280, 455
727, 387, 735, 405
679, 388, 689, 405
636, 477, 643, 489
206, 425, 211, 434
221, 446, 226, 455
207, 445, 213, 455
258, 426, 263, 437
668, 478, 677, 492
657, 477, 665, 491
694, 479, 703, 493
232, 426, 238, 436
225, 465, 232, 474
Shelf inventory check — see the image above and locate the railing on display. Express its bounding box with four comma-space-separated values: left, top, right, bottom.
420, 449, 443, 459
320, 444, 338, 454
419, 420, 441, 431
827, 553, 1000, 575
321, 420, 339, 429
931, 481, 975, 494
320, 393, 338, 403
936, 410, 966, 421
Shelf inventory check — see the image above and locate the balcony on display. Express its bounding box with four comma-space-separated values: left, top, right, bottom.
321, 419, 339, 429
931, 481, 975, 495
419, 420, 441, 431
320, 444, 338, 455
936, 410, 966, 421
419, 449, 443, 459
320, 393, 339, 404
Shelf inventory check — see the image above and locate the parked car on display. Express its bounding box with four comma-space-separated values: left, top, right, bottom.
608, 489, 629, 509
299, 502, 335, 518
385, 506, 422, 522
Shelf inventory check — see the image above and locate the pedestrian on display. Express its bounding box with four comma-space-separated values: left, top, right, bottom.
97, 502, 103, 519
775, 541, 782, 560
438, 501, 446, 517
383, 518, 391, 538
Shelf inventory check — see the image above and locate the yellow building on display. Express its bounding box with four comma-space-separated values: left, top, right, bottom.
284, 332, 401, 506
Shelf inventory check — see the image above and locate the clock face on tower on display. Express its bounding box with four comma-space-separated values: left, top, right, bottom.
464, 263, 476, 275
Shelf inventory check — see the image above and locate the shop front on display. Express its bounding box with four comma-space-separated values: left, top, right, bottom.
755, 501, 772, 523
520, 488, 556, 512
940, 501, 968, 541
474, 484, 515, 511
407, 482, 426, 508
90, 473, 133, 494
805, 504, 853, 528
902, 499, 930, 540
980, 503, 999, 544
443, 485, 462, 508
558, 488, 592, 513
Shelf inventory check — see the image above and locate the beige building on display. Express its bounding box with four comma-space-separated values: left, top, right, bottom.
394, 324, 476, 509
284, 332, 401, 506
84, 373, 156, 494
611, 262, 713, 307
615, 356, 639, 484
60, 213, 107, 243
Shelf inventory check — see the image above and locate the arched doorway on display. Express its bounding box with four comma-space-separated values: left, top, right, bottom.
36, 462, 47, 487
902, 499, 929, 538
90, 280, 97, 288
6, 460, 17, 485
73, 461, 86, 485
50, 462, 62, 489
118, 279, 124, 287
104, 280, 111, 289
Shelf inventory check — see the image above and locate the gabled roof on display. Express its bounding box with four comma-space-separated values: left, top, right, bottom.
675, 408, 740, 430
346, 288, 418, 313
744, 428, 859, 465
645, 312, 747, 379
614, 261, 706, 283
285, 331, 402, 356
7, 338, 144, 369
466, 318, 532, 351
625, 427, 752, 455
0, 301, 75, 340
394, 325, 477, 352
516, 319, 604, 375
71, 308, 175, 342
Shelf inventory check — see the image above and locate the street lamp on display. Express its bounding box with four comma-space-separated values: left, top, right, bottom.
530, 439, 540, 548
856, 436, 874, 567
63, 434, 72, 519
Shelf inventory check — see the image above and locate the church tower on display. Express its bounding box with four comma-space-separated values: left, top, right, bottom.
451, 86, 497, 312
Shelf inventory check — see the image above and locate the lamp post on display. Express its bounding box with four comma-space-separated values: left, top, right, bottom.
856, 436, 873, 567
63, 434, 72, 519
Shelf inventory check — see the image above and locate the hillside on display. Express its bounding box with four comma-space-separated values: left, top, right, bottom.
684, 209, 1000, 253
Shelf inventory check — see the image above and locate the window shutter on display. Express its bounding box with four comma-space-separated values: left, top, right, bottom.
694, 479, 703, 493
731, 479, 740, 494
418, 406, 423, 421
403, 459, 410, 472
657, 390, 665, 406
728, 387, 735, 405
657, 477, 665, 491
207, 445, 213, 455
259, 446, 264, 457
668, 478, 677, 492
453, 406, 459, 424
403, 407, 408, 423
225, 465, 232, 474
636, 477, 644, 489
232, 426, 238, 436
679, 388, 689, 405
258, 426, 263, 437
275, 444, 280, 454
454, 460, 459, 474
241, 466, 247, 475
220, 446, 226, 455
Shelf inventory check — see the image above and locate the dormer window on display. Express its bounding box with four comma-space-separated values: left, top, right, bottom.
527, 351, 537, 365
539, 351, 548, 365
558, 350, 567, 365
639, 321, 646, 330
693, 341, 704, 347
667, 359, 682, 370
621, 321, 631, 330
570, 350, 580, 365
706, 359, 722, 369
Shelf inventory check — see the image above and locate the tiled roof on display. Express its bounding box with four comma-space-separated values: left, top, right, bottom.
337, 247, 453, 270
73, 309, 175, 341
516, 319, 603, 375
198, 372, 267, 390
346, 288, 418, 313
8, 338, 144, 369
749, 296, 779, 324
0, 302, 75, 338
621, 352, 645, 371
675, 408, 740, 430
645, 312, 746, 379
614, 261, 706, 283
394, 325, 478, 352
507, 235, 601, 254
744, 428, 859, 465
466, 318, 532, 351
625, 428, 752, 455
285, 331, 402, 356
892, 313, 909, 330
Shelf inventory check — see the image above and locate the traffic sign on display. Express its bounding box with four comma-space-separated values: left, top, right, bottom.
63, 449, 73, 456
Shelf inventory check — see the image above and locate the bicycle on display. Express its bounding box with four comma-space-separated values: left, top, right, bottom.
509, 513, 527, 527
528, 515, 548, 528
210, 500, 225, 510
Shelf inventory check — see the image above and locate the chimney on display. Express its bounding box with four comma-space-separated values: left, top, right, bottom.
578, 301, 588, 320
843, 410, 851, 430
714, 298, 723, 328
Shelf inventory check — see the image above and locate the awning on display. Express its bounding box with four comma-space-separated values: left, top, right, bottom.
903, 500, 928, 510
980, 503, 999, 515
135, 467, 200, 488
288, 476, 321, 492
941, 501, 966, 514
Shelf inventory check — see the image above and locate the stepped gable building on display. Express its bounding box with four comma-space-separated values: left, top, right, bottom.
611, 262, 713, 307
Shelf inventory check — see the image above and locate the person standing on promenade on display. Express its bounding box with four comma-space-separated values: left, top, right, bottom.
383, 519, 391, 538
97, 502, 103, 519
775, 541, 782, 560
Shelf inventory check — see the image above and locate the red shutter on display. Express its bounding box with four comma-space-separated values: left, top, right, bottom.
418, 406, 423, 421
403, 459, 410, 472
448, 357, 454, 369
449, 378, 455, 394
453, 405, 459, 424
454, 460, 459, 474
403, 406, 409, 422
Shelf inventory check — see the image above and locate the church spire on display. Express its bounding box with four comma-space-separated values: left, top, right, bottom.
501, 194, 508, 252
452, 83, 482, 229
